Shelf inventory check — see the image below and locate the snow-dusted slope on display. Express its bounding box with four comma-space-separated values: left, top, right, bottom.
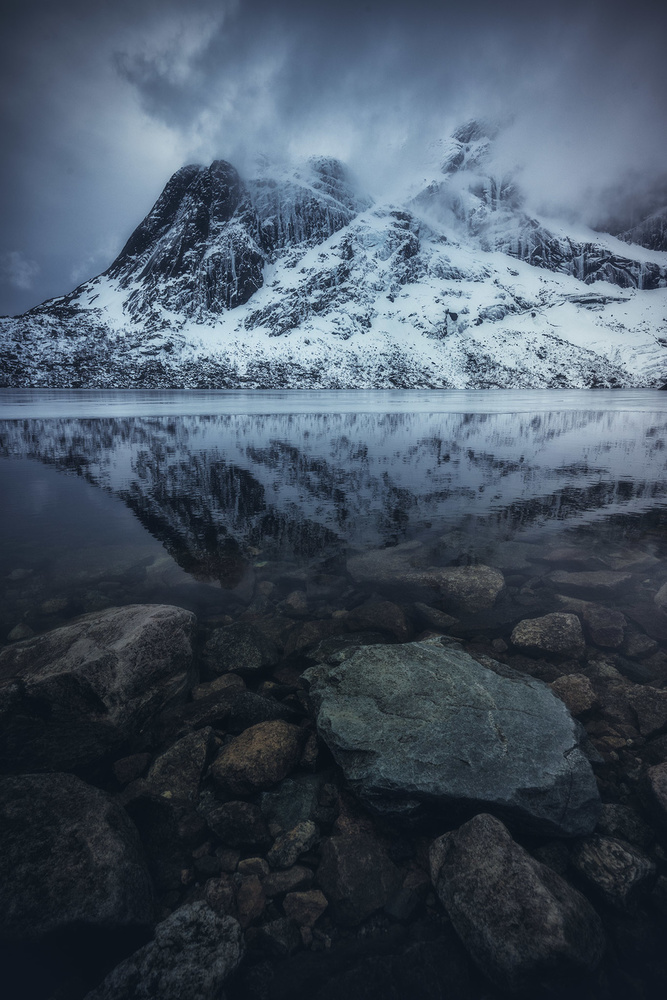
1, 125, 666, 388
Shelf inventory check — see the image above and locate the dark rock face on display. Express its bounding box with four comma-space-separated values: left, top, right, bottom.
83, 902, 244, 1000
249, 156, 368, 254
303, 639, 600, 835
0, 772, 153, 943
429, 813, 606, 994
0, 604, 197, 774
107, 160, 265, 320
570, 835, 656, 910
619, 207, 667, 252
104, 156, 367, 326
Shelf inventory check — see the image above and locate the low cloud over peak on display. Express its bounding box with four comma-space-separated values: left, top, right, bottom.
1, 0, 666, 313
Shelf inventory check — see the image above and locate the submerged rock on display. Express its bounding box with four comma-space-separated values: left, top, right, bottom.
570, 834, 655, 910
303, 639, 600, 835
210, 720, 306, 795
0, 604, 196, 774
510, 612, 585, 656
83, 901, 244, 1000
0, 772, 153, 943
429, 813, 605, 993
347, 543, 504, 612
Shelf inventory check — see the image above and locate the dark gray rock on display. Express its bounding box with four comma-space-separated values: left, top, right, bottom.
202, 621, 280, 677
570, 835, 656, 910
582, 604, 627, 648
317, 827, 401, 926
548, 569, 633, 594
266, 819, 319, 869
347, 545, 504, 612
146, 728, 215, 802
429, 813, 605, 994
0, 772, 153, 943
303, 638, 600, 835
260, 773, 336, 832
640, 762, 667, 829
83, 901, 244, 1000
204, 799, 271, 848
0, 604, 196, 774
510, 612, 585, 656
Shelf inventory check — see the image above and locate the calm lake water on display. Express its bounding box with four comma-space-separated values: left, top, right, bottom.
1, 389, 667, 644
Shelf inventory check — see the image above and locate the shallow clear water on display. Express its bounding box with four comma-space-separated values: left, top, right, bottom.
1, 389, 667, 643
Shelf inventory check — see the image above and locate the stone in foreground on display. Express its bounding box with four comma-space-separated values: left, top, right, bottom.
0, 772, 153, 943
83, 902, 244, 1000
430, 813, 605, 993
0, 604, 196, 774
303, 639, 600, 836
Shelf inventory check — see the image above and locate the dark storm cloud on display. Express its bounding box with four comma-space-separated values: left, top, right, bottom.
1, 0, 666, 313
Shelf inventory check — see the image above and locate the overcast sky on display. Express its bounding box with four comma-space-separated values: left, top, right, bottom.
1, 0, 666, 316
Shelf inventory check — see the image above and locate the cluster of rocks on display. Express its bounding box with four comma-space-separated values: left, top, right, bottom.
2, 531, 667, 999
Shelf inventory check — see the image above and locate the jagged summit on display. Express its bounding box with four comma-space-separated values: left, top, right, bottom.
1, 123, 666, 389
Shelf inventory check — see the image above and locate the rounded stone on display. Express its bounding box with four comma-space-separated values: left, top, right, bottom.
211, 721, 305, 795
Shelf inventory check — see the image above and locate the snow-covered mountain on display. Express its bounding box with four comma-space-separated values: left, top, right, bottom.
2, 121, 667, 388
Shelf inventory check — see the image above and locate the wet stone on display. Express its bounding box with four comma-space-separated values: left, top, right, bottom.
113, 752, 152, 786
429, 813, 606, 994
262, 866, 314, 898
267, 820, 319, 869
510, 612, 585, 657
202, 622, 279, 678
626, 684, 667, 737
236, 874, 266, 928
654, 581, 667, 609
347, 544, 504, 612
640, 762, 667, 829
346, 599, 411, 641
582, 604, 627, 648
204, 800, 271, 849
83, 902, 244, 1000
7, 623, 35, 642
570, 835, 656, 910
250, 917, 301, 958
192, 673, 245, 700
413, 602, 459, 632
0, 772, 154, 943
260, 774, 327, 833
317, 827, 401, 927
146, 728, 215, 803
238, 857, 270, 877
304, 639, 600, 836
283, 889, 328, 928
277, 590, 309, 618
550, 674, 597, 717
210, 720, 305, 796
549, 569, 633, 594
0, 604, 196, 774
596, 803, 654, 850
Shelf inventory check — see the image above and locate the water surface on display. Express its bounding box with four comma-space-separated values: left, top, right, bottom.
1, 389, 666, 641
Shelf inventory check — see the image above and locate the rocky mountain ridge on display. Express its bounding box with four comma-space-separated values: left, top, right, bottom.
1, 121, 666, 388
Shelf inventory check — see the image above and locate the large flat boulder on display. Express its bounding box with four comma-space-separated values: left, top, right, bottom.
303, 639, 600, 836
0, 772, 153, 943
0, 604, 196, 774
429, 813, 605, 993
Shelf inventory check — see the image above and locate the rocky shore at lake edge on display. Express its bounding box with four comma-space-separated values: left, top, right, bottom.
3, 534, 667, 999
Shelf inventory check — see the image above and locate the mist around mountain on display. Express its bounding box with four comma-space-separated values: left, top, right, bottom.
1, 120, 666, 388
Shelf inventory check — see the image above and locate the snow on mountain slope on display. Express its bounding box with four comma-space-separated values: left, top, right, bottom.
1, 123, 666, 388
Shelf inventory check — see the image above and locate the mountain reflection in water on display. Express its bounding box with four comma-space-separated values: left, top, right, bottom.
1, 393, 667, 634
